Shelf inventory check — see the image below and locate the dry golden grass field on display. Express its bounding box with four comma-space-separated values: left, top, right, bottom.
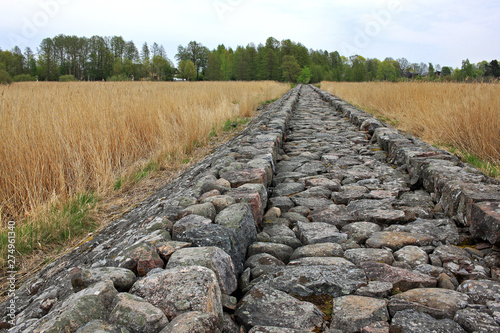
0, 81, 289, 275
321, 81, 500, 177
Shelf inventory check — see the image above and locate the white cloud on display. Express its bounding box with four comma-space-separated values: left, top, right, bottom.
0, 0, 498, 67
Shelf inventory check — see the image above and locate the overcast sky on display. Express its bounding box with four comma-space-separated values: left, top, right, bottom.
1, 0, 499, 68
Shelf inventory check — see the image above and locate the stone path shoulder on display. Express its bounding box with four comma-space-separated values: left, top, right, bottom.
2, 85, 500, 333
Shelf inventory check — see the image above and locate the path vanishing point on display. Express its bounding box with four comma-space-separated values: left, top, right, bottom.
2, 85, 500, 332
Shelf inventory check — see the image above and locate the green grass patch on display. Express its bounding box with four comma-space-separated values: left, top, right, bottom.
0, 192, 99, 267
260, 98, 278, 106
460, 152, 500, 178
134, 161, 159, 183
222, 117, 250, 132
113, 176, 124, 190
433, 143, 500, 179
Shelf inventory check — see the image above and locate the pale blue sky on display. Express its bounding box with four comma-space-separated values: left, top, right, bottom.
1, 0, 499, 68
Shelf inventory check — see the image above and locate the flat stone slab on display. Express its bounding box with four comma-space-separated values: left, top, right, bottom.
386, 218, 460, 245
295, 222, 348, 244
390, 309, 466, 333
331, 296, 389, 333
269, 196, 295, 212
290, 243, 344, 260
341, 222, 381, 243
389, 288, 470, 319
172, 215, 213, 239
235, 285, 324, 331
247, 242, 294, 264
289, 257, 356, 267
130, 266, 222, 322
332, 186, 369, 205
308, 204, 355, 228
457, 279, 500, 305
365, 231, 434, 251
273, 182, 305, 196
304, 177, 341, 191
248, 327, 312, 333
435, 244, 471, 259
252, 264, 367, 297
361, 262, 436, 292
454, 308, 500, 333
293, 186, 332, 198
393, 246, 429, 268
356, 281, 393, 298
220, 168, 267, 188
291, 197, 333, 209
175, 224, 246, 275
344, 248, 394, 266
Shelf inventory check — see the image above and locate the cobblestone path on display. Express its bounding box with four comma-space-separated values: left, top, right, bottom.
235, 85, 500, 332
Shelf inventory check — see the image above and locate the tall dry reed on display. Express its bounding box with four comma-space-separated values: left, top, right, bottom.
321, 81, 500, 166
0, 81, 289, 224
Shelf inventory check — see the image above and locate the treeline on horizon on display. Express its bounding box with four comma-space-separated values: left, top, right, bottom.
1, 34, 499, 84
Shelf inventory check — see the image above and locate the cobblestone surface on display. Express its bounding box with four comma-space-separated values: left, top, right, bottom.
2, 85, 500, 333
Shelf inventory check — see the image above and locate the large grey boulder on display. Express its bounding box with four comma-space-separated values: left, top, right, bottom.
365, 231, 434, 251
166, 247, 237, 294
174, 224, 245, 275
130, 266, 223, 323
235, 285, 324, 331
330, 296, 389, 333
215, 203, 257, 247
109, 293, 169, 333
34, 280, 117, 333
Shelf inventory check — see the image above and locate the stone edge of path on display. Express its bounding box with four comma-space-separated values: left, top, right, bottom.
310, 84, 500, 247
